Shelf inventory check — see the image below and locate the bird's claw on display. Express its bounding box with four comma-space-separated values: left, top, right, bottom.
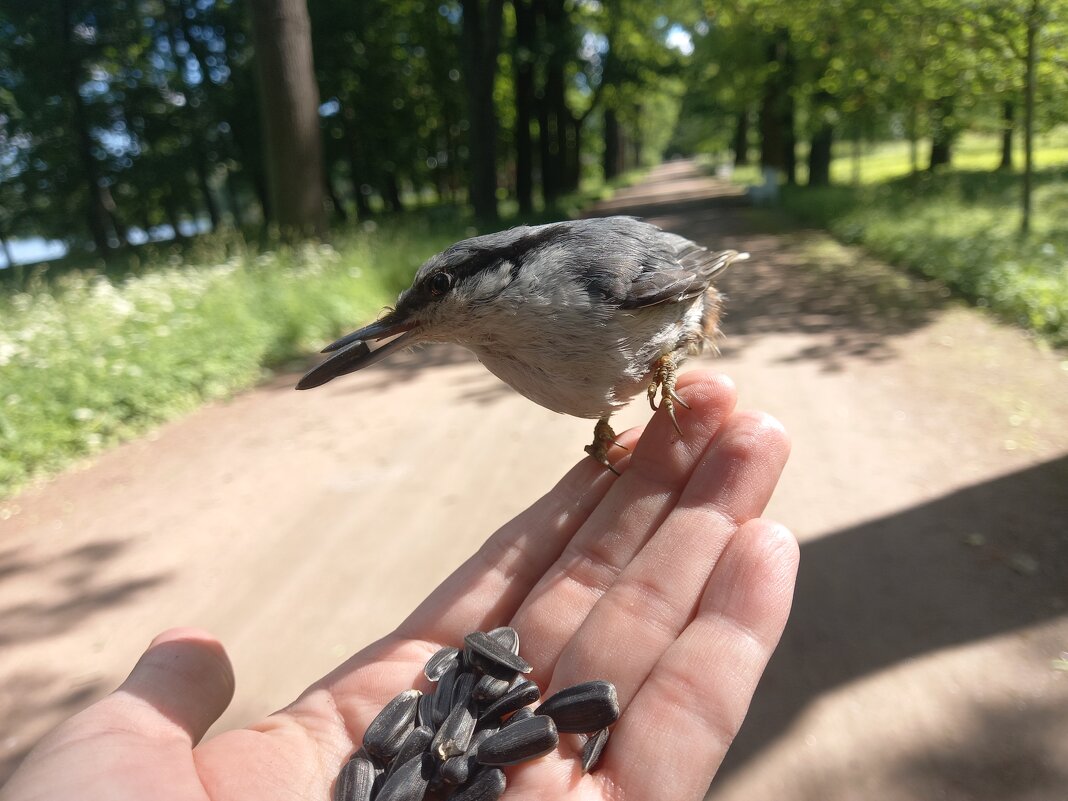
586, 417, 624, 475
650, 355, 686, 437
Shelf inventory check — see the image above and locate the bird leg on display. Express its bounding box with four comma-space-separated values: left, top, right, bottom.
648, 354, 689, 436
585, 416, 626, 475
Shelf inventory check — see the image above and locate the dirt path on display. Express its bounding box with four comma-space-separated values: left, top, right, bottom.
2, 161, 1066, 798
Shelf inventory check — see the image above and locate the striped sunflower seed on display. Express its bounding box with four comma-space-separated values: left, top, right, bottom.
386, 725, 434, 779
431, 699, 477, 761
362, 689, 421, 762
471, 672, 511, 703
440, 753, 470, 786
333, 754, 377, 801
424, 645, 461, 681
475, 714, 559, 766
447, 767, 507, 801
537, 680, 619, 733
487, 626, 520, 655
463, 631, 532, 675
477, 679, 540, 726
501, 706, 535, 727
581, 727, 610, 774
374, 752, 435, 801
417, 691, 435, 730
431, 665, 460, 727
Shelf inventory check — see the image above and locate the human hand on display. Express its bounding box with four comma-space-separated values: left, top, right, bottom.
1, 370, 797, 801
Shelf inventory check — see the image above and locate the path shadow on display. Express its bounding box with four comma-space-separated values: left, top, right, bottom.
0, 538, 168, 648
711, 455, 1068, 798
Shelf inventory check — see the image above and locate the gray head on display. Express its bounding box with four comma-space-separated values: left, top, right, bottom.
295, 222, 573, 390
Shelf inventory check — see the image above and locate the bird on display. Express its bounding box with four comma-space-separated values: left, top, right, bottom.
296, 216, 747, 472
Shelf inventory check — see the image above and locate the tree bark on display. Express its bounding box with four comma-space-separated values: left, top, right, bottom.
758, 31, 795, 179
1021, 1, 1038, 235
460, 0, 504, 224
60, 0, 111, 256
928, 97, 955, 170
808, 123, 833, 186
732, 111, 749, 166
248, 0, 327, 239
513, 0, 535, 213
999, 100, 1015, 171
196, 155, 221, 232
603, 108, 621, 180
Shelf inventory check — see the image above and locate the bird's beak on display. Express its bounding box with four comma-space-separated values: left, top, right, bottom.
295, 313, 419, 390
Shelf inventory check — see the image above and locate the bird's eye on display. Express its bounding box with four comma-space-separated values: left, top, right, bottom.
429, 271, 453, 297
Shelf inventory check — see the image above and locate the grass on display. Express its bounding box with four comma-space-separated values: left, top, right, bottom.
726, 134, 1068, 346
0, 172, 649, 500
0, 211, 470, 499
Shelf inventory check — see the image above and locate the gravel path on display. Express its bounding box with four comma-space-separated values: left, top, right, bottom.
2, 161, 1066, 798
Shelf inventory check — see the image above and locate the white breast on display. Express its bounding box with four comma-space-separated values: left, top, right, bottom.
466, 296, 707, 419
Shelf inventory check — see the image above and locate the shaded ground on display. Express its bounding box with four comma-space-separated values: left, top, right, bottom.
2, 161, 1066, 798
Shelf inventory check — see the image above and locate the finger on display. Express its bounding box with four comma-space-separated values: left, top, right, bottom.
101, 627, 236, 746
547, 411, 790, 703
602, 520, 799, 800
1, 629, 235, 801
512, 372, 738, 687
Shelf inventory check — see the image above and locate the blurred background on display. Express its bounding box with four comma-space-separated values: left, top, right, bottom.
1, 0, 1066, 798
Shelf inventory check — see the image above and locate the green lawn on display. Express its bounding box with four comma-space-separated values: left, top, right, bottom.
729, 133, 1068, 347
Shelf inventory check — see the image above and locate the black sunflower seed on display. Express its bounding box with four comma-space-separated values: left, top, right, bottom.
581, 727, 610, 773
463, 631, 532, 675
475, 714, 559, 766
536, 680, 619, 733
362, 689, 420, 762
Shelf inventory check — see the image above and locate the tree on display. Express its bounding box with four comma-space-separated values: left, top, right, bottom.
248, 0, 326, 238
460, 0, 504, 223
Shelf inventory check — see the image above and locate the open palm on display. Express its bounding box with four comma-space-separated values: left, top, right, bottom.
1, 371, 797, 801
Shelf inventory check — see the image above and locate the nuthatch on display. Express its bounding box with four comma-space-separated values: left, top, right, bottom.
296, 216, 747, 471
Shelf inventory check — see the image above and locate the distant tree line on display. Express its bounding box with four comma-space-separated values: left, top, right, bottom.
672, 0, 1068, 233
0, 0, 691, 260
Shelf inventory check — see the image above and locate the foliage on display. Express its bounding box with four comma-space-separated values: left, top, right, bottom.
777, 166, 1068, 345
0, 215, 467, 496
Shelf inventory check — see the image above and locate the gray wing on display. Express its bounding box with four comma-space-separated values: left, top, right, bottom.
619, 230, 747, 311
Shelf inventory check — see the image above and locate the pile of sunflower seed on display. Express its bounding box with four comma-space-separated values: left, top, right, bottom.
334, 627, 620, 801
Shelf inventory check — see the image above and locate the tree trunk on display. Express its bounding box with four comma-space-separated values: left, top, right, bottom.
603, 108, 621, 180
196, 155, 221, 232
60, 0, 111, 256
460, 0, 504, 224
383, 171, 404, 213
248, 0, 327, 239
999, 100, 1015, 171
513, 0, 535, 214
732, 111, 749, 166
1021, 1, 1038, 235
224, 169, 246, 227
928, 97, 954, 170
808, 123, 833, 186
325, 166, 348, 222
758, 31, 794, 179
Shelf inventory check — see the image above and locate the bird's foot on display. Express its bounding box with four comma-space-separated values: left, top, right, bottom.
584, 417, 626, 475
648, 354, 689, 437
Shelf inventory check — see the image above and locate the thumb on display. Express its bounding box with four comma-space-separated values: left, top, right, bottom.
111, 627, 236, 746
